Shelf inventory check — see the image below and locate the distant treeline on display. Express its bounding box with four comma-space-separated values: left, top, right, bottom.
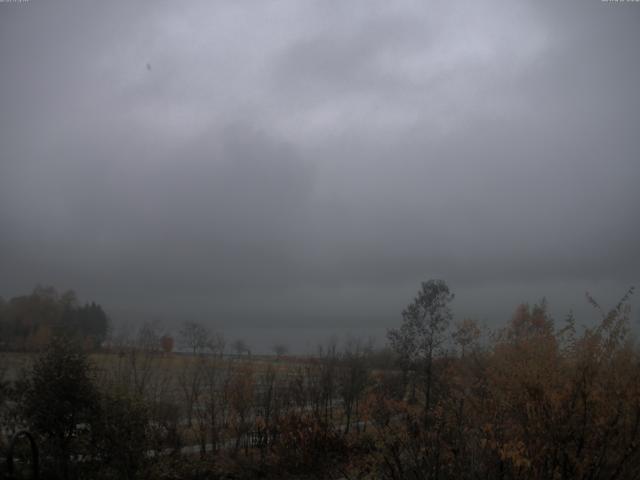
0, 286, 109, 351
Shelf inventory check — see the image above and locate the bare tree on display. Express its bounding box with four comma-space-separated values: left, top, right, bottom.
256, 364, 280, 461
307, 338, 339, 427
232, 339, 251, 357
387, 279, 454, 421
177, 356, 204, 428
207, 332, 226, 357
227, 362, 255, 456
338, 337, 372, 434
195, 355, 226, 455
114, 321, 166, 397
137, 320, 161, 353
179, 320, 210, 355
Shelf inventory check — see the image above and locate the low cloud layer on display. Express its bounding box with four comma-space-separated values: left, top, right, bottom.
1, 1, 638, 350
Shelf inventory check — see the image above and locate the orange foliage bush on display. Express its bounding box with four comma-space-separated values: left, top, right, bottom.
361, 292, 640, 480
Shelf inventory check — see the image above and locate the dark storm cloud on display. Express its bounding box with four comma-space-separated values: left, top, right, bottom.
1, 0, 638, 349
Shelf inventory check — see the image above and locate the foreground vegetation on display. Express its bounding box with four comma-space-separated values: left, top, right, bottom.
1, 281, 638, 479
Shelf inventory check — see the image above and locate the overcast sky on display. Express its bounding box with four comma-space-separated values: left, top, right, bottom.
1, 0, 638, 351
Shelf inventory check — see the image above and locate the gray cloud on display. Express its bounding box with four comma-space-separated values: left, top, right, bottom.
1, 0, 638, 351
